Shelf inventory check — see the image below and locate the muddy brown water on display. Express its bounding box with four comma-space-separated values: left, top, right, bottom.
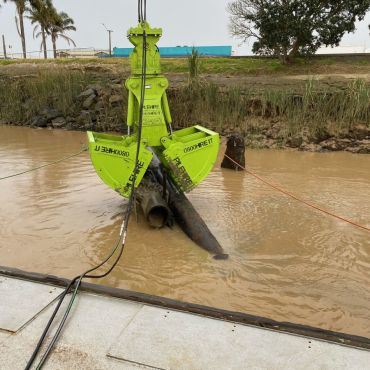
1, 125, 369, 337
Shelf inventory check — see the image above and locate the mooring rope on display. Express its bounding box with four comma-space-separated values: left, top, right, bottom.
224, 154, 370, 232
0, 147, 88, 181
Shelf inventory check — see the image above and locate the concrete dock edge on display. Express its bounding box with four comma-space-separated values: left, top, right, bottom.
0, 265, 369, 351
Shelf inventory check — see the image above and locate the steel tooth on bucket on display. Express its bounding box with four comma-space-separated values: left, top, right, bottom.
87, 21, 220, 198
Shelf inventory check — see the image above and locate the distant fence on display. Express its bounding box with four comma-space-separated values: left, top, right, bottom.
0, 48, 110, 60
0, 46, 233, 59
1, 47, 370, 60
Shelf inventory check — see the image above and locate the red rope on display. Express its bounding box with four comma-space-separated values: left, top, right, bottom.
224, 154, 370, 232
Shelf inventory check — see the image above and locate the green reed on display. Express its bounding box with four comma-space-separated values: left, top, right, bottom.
170, 78, 370, 139
0, 69, 91, 123
1, 70, 368, 141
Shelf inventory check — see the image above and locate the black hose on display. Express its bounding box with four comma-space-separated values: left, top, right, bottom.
25, 6, 149, 369
25, 233, 124, 370
138, 0, 147, 23
138, 0, 142, 22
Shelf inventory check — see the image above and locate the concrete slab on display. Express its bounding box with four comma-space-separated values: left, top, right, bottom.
0, 276, 62, 332
0, 331, 11, 345
108, 305, 370, 370
0, 276, 369, 370
0, 291, 154, 369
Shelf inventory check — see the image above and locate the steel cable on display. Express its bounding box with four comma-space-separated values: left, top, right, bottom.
0, 147, 87, 181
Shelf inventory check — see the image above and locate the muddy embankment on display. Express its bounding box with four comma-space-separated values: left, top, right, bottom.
0, 63, 369, 153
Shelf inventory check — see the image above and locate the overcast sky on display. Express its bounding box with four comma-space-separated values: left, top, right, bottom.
0, 0, 369, 57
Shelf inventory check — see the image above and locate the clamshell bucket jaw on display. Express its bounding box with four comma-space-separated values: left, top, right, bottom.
87, 21, 220, 198
87, 131, 153, 198
158, 126, 220, 192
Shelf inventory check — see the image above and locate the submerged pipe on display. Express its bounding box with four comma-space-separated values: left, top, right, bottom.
148, 154, 228, 260
136, 175, 173, 229
140, 190, 171, 229
169, 190, 228, 260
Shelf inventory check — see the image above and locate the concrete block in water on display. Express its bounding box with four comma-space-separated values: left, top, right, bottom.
221, 134, 246, 171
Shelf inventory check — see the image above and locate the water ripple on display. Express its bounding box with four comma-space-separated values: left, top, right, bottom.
1, 126, 370, 337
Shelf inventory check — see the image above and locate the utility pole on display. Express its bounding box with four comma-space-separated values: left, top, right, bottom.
102, 23, 113, 57
108, 29, 113, 56
2, 35, 7, 59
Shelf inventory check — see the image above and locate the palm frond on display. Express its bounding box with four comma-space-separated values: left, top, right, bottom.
59, 34, 76, 47
15, 15, 21, 37
32, 24, 40, 39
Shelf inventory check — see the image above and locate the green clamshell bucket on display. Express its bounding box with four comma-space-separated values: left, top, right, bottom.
87, 22, 220, 198
87, 126, 219, 196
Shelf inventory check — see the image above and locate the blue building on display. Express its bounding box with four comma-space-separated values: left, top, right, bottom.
111, 45, 232, 58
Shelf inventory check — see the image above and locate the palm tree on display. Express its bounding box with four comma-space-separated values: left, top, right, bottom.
3, 0, 28, 59
49, 11, 76, 59
26, 0, 53, 59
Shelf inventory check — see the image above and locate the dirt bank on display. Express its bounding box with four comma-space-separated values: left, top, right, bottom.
0, 63, 369, 153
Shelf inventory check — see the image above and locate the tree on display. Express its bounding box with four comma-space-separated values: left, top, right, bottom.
3, 0, 28, 59
49, 10, 76, 59
26, 0, 53, 59
228, 0, 370, 64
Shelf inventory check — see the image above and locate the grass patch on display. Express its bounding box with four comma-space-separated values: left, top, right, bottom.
161, 57, 285, 75
2, 55, 370, 75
